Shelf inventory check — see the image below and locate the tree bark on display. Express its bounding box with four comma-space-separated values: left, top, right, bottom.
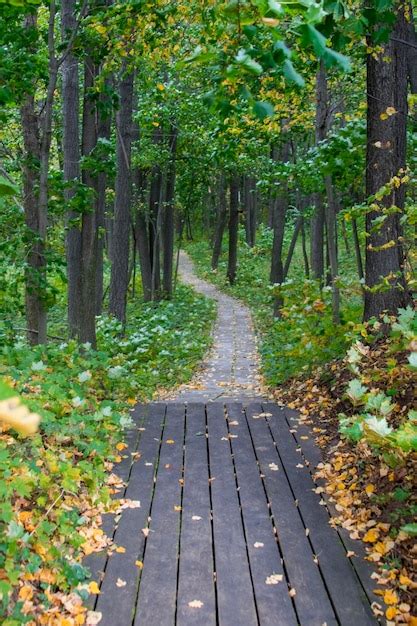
79, 57, 99, 344
364, 5, 412, 319
149, 128, 163, 299
270, 139, 291, 317
211, 173, 228, 270
109, 68, 134, 323
61, 0, 81, 337
162, 126, 178, 298
227, 175, 239, 285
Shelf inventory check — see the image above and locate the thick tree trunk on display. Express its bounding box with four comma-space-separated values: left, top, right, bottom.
227, 176, 239, 285
162, 127, 178, 298
211, 173, 228, 270
364, 5, 411, 319
61, 0, 81, 337
109, 68, 134, 323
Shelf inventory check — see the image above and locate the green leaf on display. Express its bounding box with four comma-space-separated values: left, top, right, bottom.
0, 176, 18, 197
253, 100, 275, 120
282, 59, 305, 86
400, 523, 417, 536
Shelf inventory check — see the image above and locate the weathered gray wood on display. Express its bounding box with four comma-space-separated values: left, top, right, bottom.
96, 404, 166, 625
281, 405, 383, 615
134, 403, 185, 626
226, 403, 298, 626
245, 403, 337, 625
206, 402, 258, 626
176, 403, 216, 626
264, 403, 377, 625
85, 407, 144, 609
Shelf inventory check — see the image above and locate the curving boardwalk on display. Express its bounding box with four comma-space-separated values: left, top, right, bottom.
85, 256, 381, 626
167, 251, 264, 402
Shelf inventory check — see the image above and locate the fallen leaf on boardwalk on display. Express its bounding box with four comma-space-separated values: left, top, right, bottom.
116, 442, 127, 451
268, 463, 279, 471
363, 529, 379, 543
165, 464, 171, 469
121, 499, 141, 509
86, 611, 102, 625
383, 589, 399, 605
188, 599, 204, 608
142, 528, 150, 537
300, 436, 309, 440
115, 546, 126, 553
145, 462, 153, 466
166, 439, 175, 444
289, 588, 297, 597
265, 574, 283, 585
386, 607, 397, 620
305, 528, 310, 536
229, 420, 239, 426
135, 560, 143, 569
116, 578, 127, 587
254, 542, 264, 548
346, 551, 356, 558
174, 505, 182, 511
296, 463, 304, 468
192, 515, 202, 521
88, 582, 101, 595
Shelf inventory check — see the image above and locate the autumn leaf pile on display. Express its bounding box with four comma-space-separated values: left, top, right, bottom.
0, 286, 215, 625
276, 310, 417, 625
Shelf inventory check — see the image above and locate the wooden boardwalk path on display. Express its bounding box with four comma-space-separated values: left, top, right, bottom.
87, 401, 378, 626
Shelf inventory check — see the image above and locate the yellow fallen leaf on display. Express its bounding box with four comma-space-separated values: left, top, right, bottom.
88, 581, 101, 595
116, 442, 127, 451
166, 439, 175, 444
116, 578, 127, 588
174, 505, 182, 512
363, 529, 379, 543
135, 560, 143, 569
386, 606, 397, 620
115, 546, 126, 553
188, 599, 204, 608
18, 585, 33, 601
365, 484, 375, 495
383, 589, 398, 605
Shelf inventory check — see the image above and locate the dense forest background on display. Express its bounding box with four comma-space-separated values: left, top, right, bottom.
0, 0, 416, 623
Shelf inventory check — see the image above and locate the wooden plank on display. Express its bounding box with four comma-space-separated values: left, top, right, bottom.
206, 402, 258, 626
264, 403, 377, 625
134, 403, 185, 626
225, 403, 298, 626
282, 405, 382, 617
245, 403, 337, 626
96, 403, 166, 626
176, 403, 216, 626
85, 407, 144, 609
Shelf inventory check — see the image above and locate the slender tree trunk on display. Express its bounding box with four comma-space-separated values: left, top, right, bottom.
352, 218, 364, 283
149, 128, 163, 299
310, 62, 328, 281
62, 0, 81, 337
109, 68, 134, 323
21, 89, 43, 346
162, 127, 178, 298
283, 217, 303, 280
227, 175, 239, 285
301, 217, 310, 278
133, 168, 152, 301
211, 173, 228, 270
96, 78, 112, 315
364, 4, 411, 319
79, 57, 99, 344
270, 139, 291, 317
325, 175, 340, 324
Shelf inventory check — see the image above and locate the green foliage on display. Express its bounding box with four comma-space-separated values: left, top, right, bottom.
0, 284, 214, 620
338, 308, 417, 460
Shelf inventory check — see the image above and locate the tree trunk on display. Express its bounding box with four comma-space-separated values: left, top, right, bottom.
364, 5, 411, 319
96, 78, 112, 316
301, 217, 310, 278
325, 175, 340, 324
61, 0, 81, 337
149, 128, 163, 299
227, 175, 239, 285
109, 68, 134, 323
162, 127, 178, 298
79, 57, 99, 345
310, 62, 329, 282
270, 140, 291, 317
211, 173, 228, 270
